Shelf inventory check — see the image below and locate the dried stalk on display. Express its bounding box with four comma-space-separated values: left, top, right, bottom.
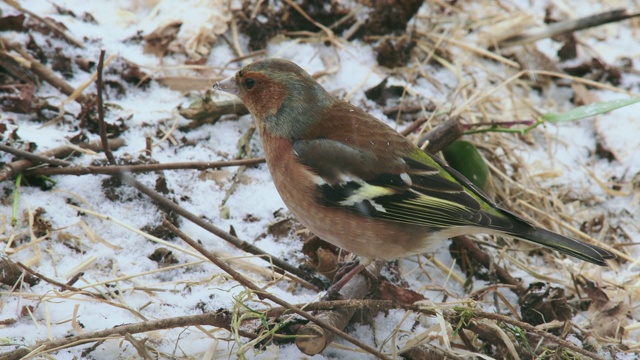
95, 49, 115, 165
0, 139, 126, 182
24, 158, 266, 176
498, 9, 640, 48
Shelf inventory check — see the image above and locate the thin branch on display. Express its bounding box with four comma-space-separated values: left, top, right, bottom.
16, 262, 106, 300
0, 139, 126, 181
95, 50, 116, 165
0, 144, 74, 168
498, 9, 640, 48
24, 158, 266, 176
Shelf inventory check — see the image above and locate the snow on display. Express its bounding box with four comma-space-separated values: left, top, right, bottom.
1, 0, 639, 359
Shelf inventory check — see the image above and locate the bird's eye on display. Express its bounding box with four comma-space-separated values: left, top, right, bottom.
243, 78, 255, 90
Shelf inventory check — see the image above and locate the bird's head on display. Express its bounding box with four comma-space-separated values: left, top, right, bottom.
214, 58, 334, 139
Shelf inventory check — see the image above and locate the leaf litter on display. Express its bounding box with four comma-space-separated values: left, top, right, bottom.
0, 0, 639, 359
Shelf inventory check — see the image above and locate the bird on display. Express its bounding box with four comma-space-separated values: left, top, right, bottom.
213, 58, 615, 281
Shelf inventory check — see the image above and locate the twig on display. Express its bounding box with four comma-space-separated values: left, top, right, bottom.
0, 139, 126, 182
219, 124, 256, 213
0, 311, 249, 360
16, 262, 106, 300
462, 119, 536, 129
0, 144, 73, 168
400, 116, 430, 136
24, 158, 266, 176
498, 9, 640, 48
259, 299, 420, 319
123, 334, 152, 360
95, 50, 116, 165
162, 220, 392, 360
416, 117, 464, 153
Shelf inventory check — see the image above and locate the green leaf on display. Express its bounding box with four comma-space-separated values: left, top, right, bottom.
442, 140, 490, 190
544, 97, 640, 123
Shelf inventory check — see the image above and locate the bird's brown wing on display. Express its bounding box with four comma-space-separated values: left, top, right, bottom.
292, 137, 530, 232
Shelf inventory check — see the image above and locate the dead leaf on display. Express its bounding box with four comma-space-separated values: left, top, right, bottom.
148, 248, 179, 266
376, 280, 426, 304
0, 83, 34, 113
199, 169, 232, 187
519, 282, 572, 326
364, 78, 407, 105
571, 83, 598, 106
0, 14, 26, 32
590, 301, 629, 339
144, 21, 182, 57
267, 218, 297, 239
0, 257, 40, 287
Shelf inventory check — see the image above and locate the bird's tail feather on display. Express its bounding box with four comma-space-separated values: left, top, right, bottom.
517, 228, 616, 266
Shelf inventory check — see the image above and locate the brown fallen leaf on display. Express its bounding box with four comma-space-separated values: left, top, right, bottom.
375, 279, 426, 304
519, 282, 572, 326
144, 21, 182, 57
577, 275, 630, 339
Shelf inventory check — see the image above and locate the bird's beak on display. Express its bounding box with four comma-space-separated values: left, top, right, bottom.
214, 76, 240, 96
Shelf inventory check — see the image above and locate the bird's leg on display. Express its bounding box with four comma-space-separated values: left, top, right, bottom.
325, 257, 378, 299
325, 262, 365, 300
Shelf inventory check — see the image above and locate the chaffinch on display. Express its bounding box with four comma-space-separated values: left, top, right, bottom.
214, 58, 615, 269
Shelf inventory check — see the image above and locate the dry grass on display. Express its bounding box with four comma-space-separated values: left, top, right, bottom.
1, 0, 639, 359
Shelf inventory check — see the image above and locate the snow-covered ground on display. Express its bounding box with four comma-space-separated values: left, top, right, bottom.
1, 0, 639, 359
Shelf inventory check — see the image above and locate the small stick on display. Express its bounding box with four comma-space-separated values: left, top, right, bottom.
498, 9, 640, 48
24, 158, 266, 177
417, 117, 464, 154
95, 50, 116, 165
16, 262, 105, 300
399, 116, 430, 136
0, 139, 126, 182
